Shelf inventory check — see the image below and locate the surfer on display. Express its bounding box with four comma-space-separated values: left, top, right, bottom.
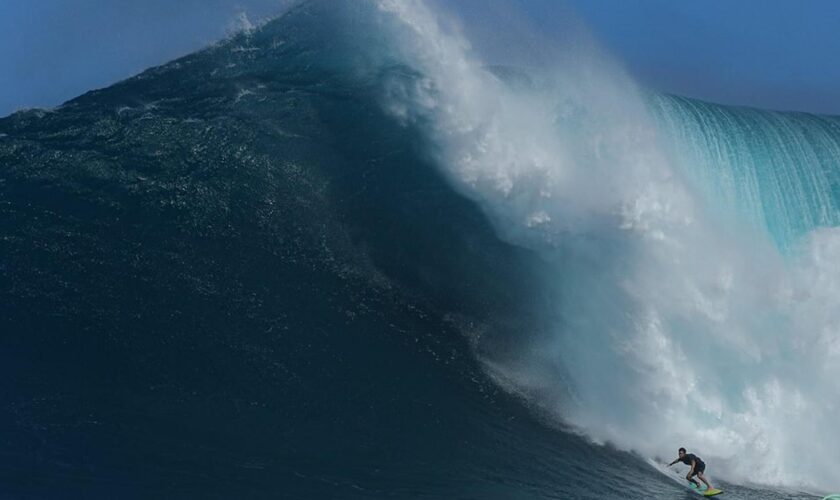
668, 448, 715, 491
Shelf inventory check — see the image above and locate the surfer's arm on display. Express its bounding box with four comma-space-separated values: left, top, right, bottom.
667, 458, 679, 466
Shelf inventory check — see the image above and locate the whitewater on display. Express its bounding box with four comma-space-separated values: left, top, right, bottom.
374, 0, 840, 491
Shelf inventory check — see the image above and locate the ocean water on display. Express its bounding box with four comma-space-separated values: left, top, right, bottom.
0, 1, 837, 498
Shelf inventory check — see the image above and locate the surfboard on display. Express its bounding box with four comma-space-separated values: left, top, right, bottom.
689, 482, 724, 496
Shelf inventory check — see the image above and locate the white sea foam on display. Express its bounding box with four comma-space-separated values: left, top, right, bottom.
373, 0, 840, 492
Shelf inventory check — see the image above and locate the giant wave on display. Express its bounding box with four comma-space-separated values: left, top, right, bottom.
0, 0, 837, 497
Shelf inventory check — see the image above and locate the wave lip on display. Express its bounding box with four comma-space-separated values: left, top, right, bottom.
651, 94, 840, 250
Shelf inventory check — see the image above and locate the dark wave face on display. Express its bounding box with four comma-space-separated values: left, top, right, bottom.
0, 1, 835, 498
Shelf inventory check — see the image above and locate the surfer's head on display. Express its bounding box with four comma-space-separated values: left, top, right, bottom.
678, 447, 686, 457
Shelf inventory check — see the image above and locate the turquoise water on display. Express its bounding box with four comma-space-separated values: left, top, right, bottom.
651, 93, 840, 251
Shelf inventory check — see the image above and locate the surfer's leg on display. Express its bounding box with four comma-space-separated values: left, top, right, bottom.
696, 471, 713, 489
686, 472, 699, 487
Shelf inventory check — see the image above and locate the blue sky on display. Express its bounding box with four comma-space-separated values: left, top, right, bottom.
562, 0, 840, 114
2, 0, 839, 116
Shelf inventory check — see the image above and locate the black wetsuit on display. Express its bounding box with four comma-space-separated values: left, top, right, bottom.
680, 453, 706, 476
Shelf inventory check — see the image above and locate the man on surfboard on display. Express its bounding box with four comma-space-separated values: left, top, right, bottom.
668, 448, 715, 492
